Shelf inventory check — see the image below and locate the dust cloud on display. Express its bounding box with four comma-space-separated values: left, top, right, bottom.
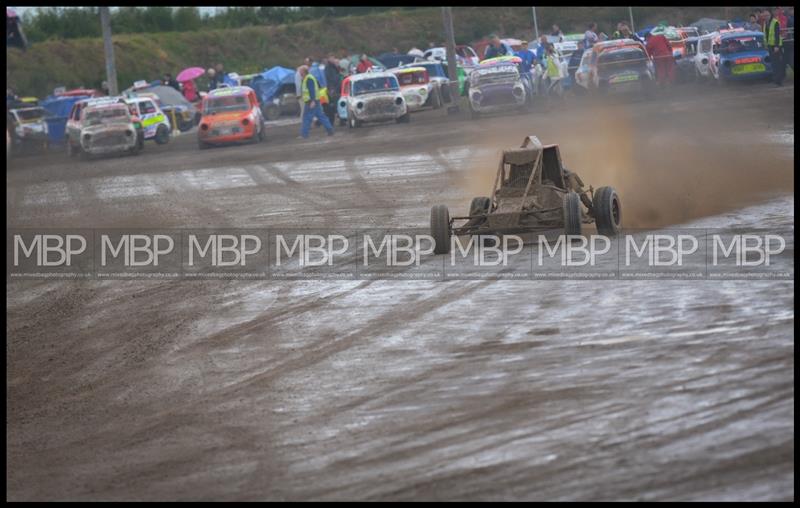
453, 96, 793, 229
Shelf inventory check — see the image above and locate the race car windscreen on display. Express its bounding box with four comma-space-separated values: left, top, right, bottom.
352, 77, 399, 95
204, 95, 249, 114
419, 64, 447, 78
597, 48, 648, 76
15, 108, 47, 121
398, 72, 427, 86
719, 36, 764, 54
85, 107, 130, 126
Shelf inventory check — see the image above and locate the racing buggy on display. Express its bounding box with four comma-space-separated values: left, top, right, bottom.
430, 136, 622, 254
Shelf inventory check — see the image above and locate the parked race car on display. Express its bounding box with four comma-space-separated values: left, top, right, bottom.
247, 66, 300, 121
124, 95, 171, 144
336, 75, 352, 126
66, 96, 144, 158
67, 102, 143, 158
197, 86, 265, 149
430, 136, 622, 254
468, 56, 530, 118
342, 72, 409, 128
575, 39, 654, 98
7, 104, 49, 154
424, 45, 480, 67
400, 61, 456, 103
714, 31, 773, 83
127, 84, 199, 132
391, 67, 444, 111
692, 32, 718, 80
675, 36, 700, 82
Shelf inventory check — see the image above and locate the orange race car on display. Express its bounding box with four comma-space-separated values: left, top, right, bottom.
197, 86, 265, 149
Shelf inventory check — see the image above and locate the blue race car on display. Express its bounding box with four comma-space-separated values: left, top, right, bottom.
716, 31, 773, 82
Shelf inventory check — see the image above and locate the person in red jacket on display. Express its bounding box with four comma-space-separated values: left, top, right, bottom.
645, 32, 675, 87
356, 54, 373, 74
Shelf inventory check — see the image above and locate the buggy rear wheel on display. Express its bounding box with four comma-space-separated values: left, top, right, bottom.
430, 204, 451, 255
593, 186, 622, 236
563, 192, 582, 236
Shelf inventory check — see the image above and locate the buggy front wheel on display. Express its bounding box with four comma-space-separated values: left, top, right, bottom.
430, 204, 451, 255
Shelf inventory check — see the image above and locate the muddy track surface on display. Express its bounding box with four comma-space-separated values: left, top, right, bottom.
6, 83, 795, 501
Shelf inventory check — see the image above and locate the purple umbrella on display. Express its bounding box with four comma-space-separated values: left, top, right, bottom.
176, 67, 205, 83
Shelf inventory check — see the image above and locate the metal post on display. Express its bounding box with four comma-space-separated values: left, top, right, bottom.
532, 7, 539, 40
628, 7, 635, 33
442, 7, 460, 114
100, 7, 118, 96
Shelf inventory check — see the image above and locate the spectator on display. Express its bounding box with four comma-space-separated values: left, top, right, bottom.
100, 80, 110, 96
484, 34, 510, 59
356, 54, 373, 73
760, 9, 770, 32
162, 73, 180, 91
515, 40, 536, 94
544, 43, 565, 99
645, 31, 675, 88
745, 13, 761, 32
765, 7, 785, 86
584, 22, 599, 48
776, 6, 788, 29
295, 60, 311, 119
785, 6, 794, 72
535, 34, 548, 63
298, 65, 334, 139
568, 40, 585, 81
323, 54, 342, 125
619, 22, 643, 43
550, 24, 563, 41
206, 68, 217, 91
182, 79, 198, 102
612, 21, 625, 39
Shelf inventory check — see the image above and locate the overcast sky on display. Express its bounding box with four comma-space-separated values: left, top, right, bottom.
10, 6, 229, 17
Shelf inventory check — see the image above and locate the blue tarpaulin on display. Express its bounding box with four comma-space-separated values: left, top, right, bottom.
40, 94, 90, 144
377, 53, 419, 69
222, 73, 238, 87
249, 66, 296, 105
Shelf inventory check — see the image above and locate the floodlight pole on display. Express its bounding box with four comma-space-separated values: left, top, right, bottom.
442, 7, 460, 114
629, 7, 635, 33
100, 7, 118, 95
532, 7, 539, 39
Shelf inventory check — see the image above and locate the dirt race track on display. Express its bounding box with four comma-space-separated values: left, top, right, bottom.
6, 83, 795, 501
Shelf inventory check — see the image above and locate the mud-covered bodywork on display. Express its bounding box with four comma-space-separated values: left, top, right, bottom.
468, 60, 527, 115
78, 104, 140, 156
402, 61, 453, 102
8, 106, 49, 153
391, 67, 442, 111
343, 72, 408, 127
716, 31, 772, 82
430, 136, 622, 254
576, 39, 654, 97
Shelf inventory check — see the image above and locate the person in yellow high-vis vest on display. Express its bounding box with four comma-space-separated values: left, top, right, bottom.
765, 7, 785, 86
299, 66, 334, 139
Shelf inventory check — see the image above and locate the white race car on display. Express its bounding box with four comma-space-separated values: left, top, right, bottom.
342, 72, 409, 128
